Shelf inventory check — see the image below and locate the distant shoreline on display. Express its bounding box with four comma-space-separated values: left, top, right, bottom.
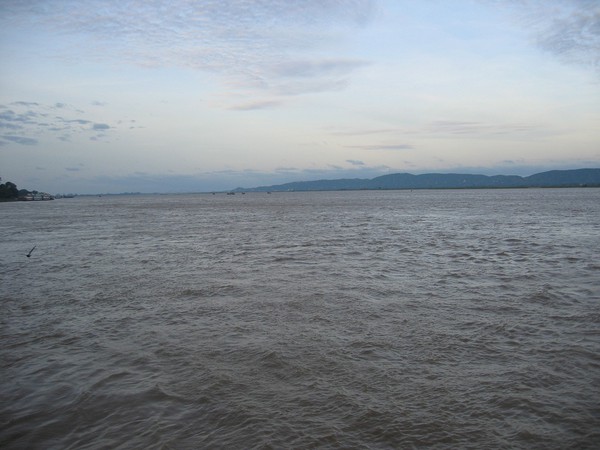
234, 168, 600, 193
3, 168, 599, 197
69, 184, 599, 197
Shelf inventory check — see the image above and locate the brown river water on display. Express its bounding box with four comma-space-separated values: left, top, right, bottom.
1, 188, 599, 448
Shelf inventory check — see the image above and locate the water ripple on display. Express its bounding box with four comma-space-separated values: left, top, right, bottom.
1, 189, 599, 449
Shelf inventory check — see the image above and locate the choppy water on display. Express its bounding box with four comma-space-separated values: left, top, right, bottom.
1, 188, 599, 449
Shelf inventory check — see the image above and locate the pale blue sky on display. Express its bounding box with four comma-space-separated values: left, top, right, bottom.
1, 0, 598, 193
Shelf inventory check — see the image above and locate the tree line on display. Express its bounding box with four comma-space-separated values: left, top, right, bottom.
0, 179, 44, 201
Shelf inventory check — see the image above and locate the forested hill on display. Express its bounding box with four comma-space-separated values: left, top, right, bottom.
236, 168, 600, 192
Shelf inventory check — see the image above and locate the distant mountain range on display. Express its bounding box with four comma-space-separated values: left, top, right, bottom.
235, 168, 600, 192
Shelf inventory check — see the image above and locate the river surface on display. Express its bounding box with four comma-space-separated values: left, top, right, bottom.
1, 189, 599, 449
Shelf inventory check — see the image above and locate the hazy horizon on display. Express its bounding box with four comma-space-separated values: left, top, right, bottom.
1, 1, 599, 194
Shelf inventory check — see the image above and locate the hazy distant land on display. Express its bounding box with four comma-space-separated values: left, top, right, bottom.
2, 169, 599, 198
235, 168, 600, 193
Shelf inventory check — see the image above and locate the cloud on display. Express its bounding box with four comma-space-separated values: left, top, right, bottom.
328, 127, 397, 136
334, 119, 549, 141
1, 135, 38, 145
537, 8, 600, 70
271, 59, 369, 78
0, 1, 375, 96
0, 121, 23, 131
11, 101, 39, 107
428, 120, 483, 135
346, 159, 365, 166
228, 100, 283, 111
226, 58, 369, 98
0, 107, 43, 129
64, 119, 92, 125
492, 0, 600, 72
426, 120, 545, 137
346, 144, 414, 151
273, 78, 351, 96
0, 102, 123, 144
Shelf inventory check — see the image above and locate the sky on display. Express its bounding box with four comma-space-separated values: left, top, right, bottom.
0, 0, 599, 194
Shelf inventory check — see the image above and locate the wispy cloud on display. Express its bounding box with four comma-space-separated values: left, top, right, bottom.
267, 59, 370, 94
273, 78, 352, 96
0, 0, 375, 99
346, 144, 414, 151
1, 135, 38, 145
536, 7, 600, 70
0, 102, 123, 144
11, 101, 40, 107
332, 119, 550, 142
247, 58, 371, 96
228, 100, 283, 111
328, 127, 398, 136
491, 0, 600, 72
0, 108, 44, 131
346, 159, 365, 166
426, 120, 540, 136
62, 119, 92, 125
271, 59, 369, 78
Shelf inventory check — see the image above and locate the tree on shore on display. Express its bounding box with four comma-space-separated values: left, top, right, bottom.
0, 181, 19, 200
